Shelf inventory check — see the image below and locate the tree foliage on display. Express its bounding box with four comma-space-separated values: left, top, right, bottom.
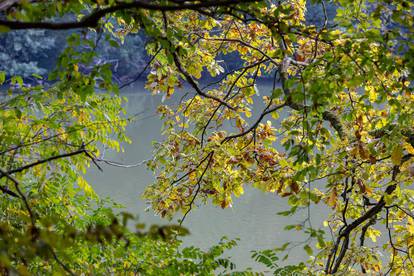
1, 0, 414, 275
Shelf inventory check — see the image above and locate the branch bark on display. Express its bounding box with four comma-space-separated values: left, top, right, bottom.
222, 102, 286, 142
0, 167, 35, 226
0, 148, 88, 180
325, 161, 411, 274
0, 0, 258, 30
172, 50, 235, 110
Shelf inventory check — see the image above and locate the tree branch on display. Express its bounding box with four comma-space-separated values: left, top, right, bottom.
0, 148, 88, 179
0, 0, 259, 30
180, 151, 214, 225
119, 47, 162, 89
0, 167, 35, 227
325, 159, 412, 273
48, 246, 76, 276
0, 185, 19, 198
279, 56, 345, 138
201, 58, 266, 146
172, 50, 235, 110
222, 102, 286, 143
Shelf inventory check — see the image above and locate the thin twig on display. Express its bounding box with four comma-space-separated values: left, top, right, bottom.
120, 47, 162, 89
180, 151, 214, 226
0, 167, 35, 227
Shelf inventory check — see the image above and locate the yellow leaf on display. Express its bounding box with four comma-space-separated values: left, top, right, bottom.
365, 185, 373, 195
327, 188, 337, 208
236, 117, 244, 130
367, 86, 377, 102
408, 236, 414, 247
408, 217, 414, 234
234, 185, 244, 197
403, 142, 414, 155
188, 171, 197, 182
271, 112, 279, 119
391, 145, 403, 165
367, 228, 381, 242
77, 176, 97, 197
245, 109, 252, 118
372, 264, 381, 272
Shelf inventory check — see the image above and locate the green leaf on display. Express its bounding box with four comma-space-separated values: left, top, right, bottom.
32, 73, 43, 79
271, 88, 283, 99
0, 25, 10, 32
304, 245, 313, 256
391, 145, 403, 165
0, 71, 5, 85
108, 39, 120, 48
11, 76, 23, 87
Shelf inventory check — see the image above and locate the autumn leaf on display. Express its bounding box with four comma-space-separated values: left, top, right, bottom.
391, 145, 404, 165
290, 181, 299, 194
327, 188, 337, 208
408, 217, 414, 235
404, 142, 414, 155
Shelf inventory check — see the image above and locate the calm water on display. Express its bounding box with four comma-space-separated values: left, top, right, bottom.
86, 83, 324, 271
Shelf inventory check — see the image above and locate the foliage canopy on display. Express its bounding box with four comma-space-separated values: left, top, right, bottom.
0, 0, 414, 275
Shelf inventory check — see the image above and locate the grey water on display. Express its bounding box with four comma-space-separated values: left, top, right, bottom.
86, 82, 324, 271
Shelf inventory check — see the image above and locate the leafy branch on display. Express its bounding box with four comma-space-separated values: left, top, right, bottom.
0, 0, 260, 30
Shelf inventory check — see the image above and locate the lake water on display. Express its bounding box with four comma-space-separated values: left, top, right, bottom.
86, 82, 323, 271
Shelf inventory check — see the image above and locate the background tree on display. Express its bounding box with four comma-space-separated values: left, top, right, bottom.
0, 0, 413, 275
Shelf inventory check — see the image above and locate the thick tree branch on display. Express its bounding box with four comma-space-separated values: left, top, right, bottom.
0, 0, 258, 30
326, 158, 413, 274
359, 216, 377, 273
0, 185, 19, 198
0, 148, 88, 179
